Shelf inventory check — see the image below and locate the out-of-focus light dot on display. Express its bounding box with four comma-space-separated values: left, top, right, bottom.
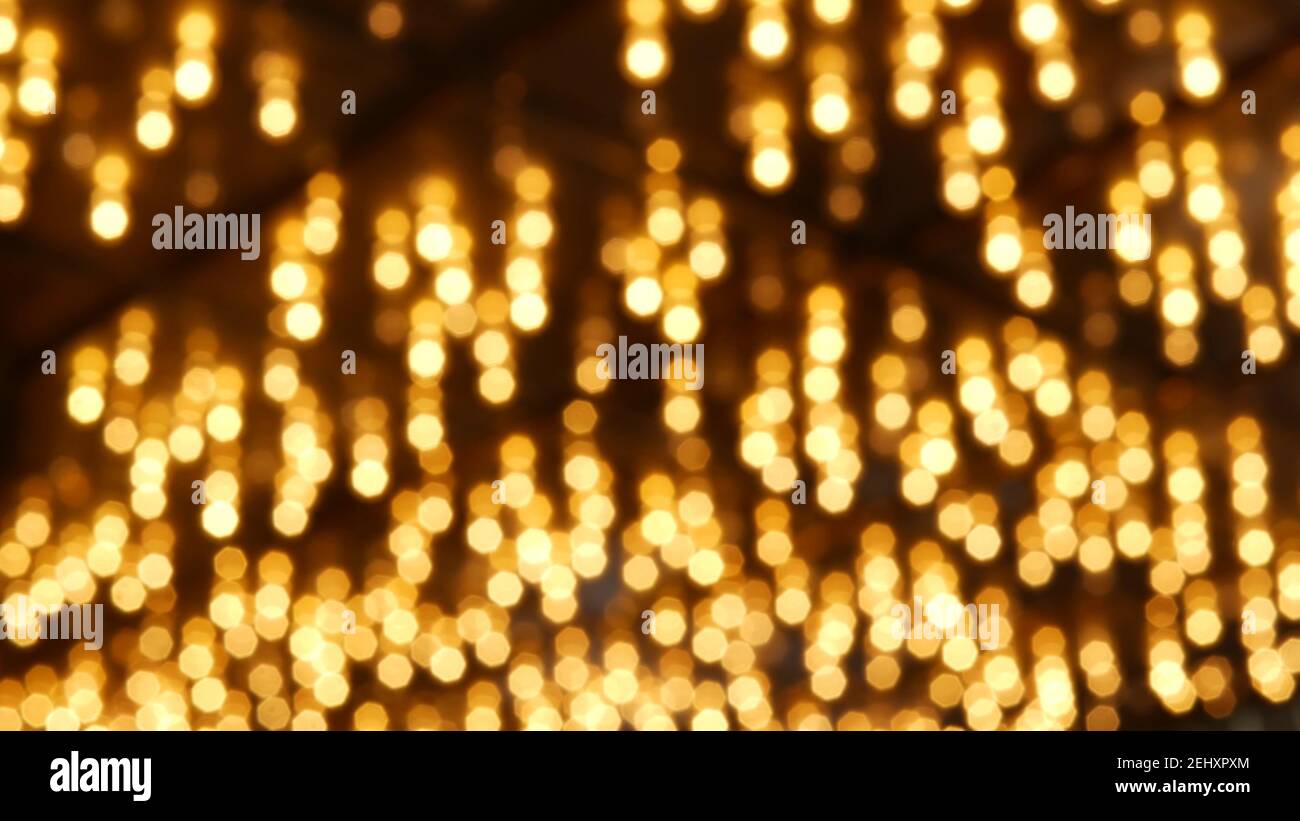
271, 261, 308, 299
647, 207, 684, 244
681, 0, 722, 16
0, 19, 16, 54
206, 405, 242, 441
93, 155, 130, 189
1019, 3, 1059, 43
186, 171, 219, 207
748, 19, 789, 61
136, 110, 174, 151
263, 364, 299, 402
178, 11, 216, 46
625, 276, 663, 316
15, 511, 51, 547
1129, 9, 1162, 45
304, 217, 338, 255
1187, 183, 1223, 222
968, 115, 1006, 155
663, 305, 701, 342
750, 146, 792, 191
1181, 55, 1221, 99
811, 93, 850, 135
168, 425, 202, 461
259, 97, 297, 139
516, 210, 553, 248
510, 293, 548, 331
435, 267, 473, 305
1037, 60, 1075, 102
416, 223, 453, 261
1239, 529, 1274, 566
813, 0, 852, 24
407, 415, 444, 451
894, 80, 932, 120
17, 77, 56, 116
690, 240, 727, 279
1161, 289, 1199, 326
985, 232, 1022, 272
479, 367, 516, 403
625, 37, 667, 81
944, 171, 981, 211
906, 33, 942, 70
373, 251, 410, 289
104, 417, 139, 453
1016, 268, 1053, 308
91, 200, 129, 240
351, 461, 389, 497
0, 185, 25, 222
1139, 159, 1174, 198
687, 549, 723, 585
1035, 378, 1072, 415
174, 60, 214, 101
408, 339, 445, 378
473, 330, 510, 367
285, 302, 323, 339
920, 438, 957, 474
1114, 220, 1152, 262
202, 501, 239, 538
368, 1, 404, 39
1208, 230, 1244, 268
506, 257, 542, 292
273, 502, 308, 536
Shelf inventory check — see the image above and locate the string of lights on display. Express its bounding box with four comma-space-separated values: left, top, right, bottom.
2, 0, 1300, 732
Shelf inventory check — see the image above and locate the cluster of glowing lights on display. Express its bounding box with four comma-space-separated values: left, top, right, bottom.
601, 137, 727, 350
1015, 0, 1078, 104
1175, 10, 1222, 101
253, 50, 300, 141
892, 1, 945, 122
621, 0, 670, 83
5, 0, 1300, 734
135, 68, 176, 152
268, 175, 340, 344
174, 8, 217, 105
16, 25, 57, 118
88, 153, 130, 241
1281, 127, 1300, 328
746, 99, 793, 192
745, 0, 791, 64
502, 152, 554, 335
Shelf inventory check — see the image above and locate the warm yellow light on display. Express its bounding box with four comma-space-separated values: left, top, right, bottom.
968, 114, 1006, 155
750, 146, 792, 191
1037, 60, 1075, 102
747, 18, 789, 61
136, 110, 174, 150
812, 0, 852, 24
17, 76, 55, 116
174, 59, 214, 101
894, 79, 933, 120
0, 184, 26, 222
91, 199, 129, 240
177, 10, 216, 46
1018, 2, 1059, 44
624, 36, 668, 81
285, 302, 323, 339
905, 33, 943, 70
0, 19, 16, 55
68, 385, 105, 424
811, 92, 850, 135
1181, 54, 1222, 99
259, 97, 297, 139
